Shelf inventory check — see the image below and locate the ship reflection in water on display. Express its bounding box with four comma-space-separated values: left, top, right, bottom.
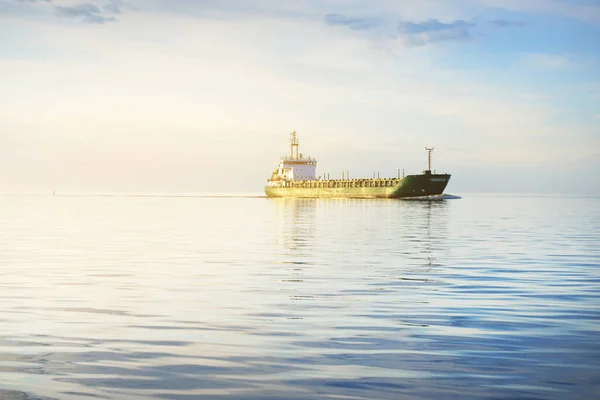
272, 197, 450, 266
0, 194, 599, 399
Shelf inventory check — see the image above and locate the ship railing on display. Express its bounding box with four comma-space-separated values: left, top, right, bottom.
280, 155, 317, 162
287, 178, 401, 189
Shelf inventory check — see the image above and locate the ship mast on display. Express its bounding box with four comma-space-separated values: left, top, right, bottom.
425, 147, 434, 172
290, 130, 299, 159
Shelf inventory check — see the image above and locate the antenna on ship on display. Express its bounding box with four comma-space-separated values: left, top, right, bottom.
290, 130, 299, 160
425, 147, 434, 172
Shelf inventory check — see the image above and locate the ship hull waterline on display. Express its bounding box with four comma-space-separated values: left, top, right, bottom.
265, 174, 451, 199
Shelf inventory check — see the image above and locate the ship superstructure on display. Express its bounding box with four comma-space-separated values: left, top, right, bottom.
264, 131, 451, 199
266, 130, 317, 186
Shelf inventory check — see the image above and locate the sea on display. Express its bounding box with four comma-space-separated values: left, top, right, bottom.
1, 193, 599, 400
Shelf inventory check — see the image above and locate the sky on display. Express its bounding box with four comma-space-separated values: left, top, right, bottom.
1, 0, 599, 194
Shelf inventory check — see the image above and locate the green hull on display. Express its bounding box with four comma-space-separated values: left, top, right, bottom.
265, 173, 451, 199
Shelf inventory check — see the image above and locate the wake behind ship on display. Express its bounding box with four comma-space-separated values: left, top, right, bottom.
264, 131, 451, 199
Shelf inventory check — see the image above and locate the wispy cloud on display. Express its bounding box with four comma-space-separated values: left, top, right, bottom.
399, 18, 475, 35
324, 14, 478, 47
102, 0, 122, 14
54, 1, 122, 24
474, 0, 600, 23
398, 18, 476, 46
520, 53, 574, 69
490, 19, 524, 28
324, 13, 385, 32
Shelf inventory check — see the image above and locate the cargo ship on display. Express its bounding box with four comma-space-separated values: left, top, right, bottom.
264, 131, 451, 199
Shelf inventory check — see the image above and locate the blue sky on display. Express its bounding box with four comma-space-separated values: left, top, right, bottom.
1, 0, 599, 194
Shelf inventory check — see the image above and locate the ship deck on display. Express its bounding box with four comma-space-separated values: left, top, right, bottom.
265, 174, 451, 199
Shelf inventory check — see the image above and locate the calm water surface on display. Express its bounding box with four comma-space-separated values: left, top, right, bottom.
1, 194, 599, 399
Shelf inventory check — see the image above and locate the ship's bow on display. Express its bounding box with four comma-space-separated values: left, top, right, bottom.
390, 173, 451, 198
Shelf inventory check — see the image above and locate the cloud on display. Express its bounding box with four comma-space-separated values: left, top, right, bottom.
54, 2, 118, 24
398, 18, 476, 45
102, 0, 122, 14
398, 18, 475, 34
324, 13, 478, 47
324, 13, 384, 31
490, 19, 524, 27
520, 53, 574, 69
474, 0, 600, 23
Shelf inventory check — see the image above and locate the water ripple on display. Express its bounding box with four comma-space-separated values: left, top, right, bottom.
0, 195, 599, 399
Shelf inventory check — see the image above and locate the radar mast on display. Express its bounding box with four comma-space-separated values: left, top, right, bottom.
290, 130, 299, 159
425, 147, 434, 172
